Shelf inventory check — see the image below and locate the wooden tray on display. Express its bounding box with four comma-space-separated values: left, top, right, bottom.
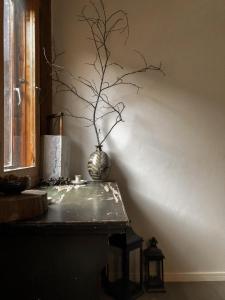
0, 190, 48, 223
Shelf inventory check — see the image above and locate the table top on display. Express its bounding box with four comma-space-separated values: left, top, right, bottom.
0, 182, 129, 235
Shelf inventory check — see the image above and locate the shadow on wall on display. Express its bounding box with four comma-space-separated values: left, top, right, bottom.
108, 154, 213, 273
108, 155, 183, 272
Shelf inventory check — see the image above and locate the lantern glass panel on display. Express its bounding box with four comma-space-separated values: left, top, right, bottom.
149, 261, 158, 278
149, 261, 162, 286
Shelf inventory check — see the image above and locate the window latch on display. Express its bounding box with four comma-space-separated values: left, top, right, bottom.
35, 86, 41, 100
14, 87, 22, 106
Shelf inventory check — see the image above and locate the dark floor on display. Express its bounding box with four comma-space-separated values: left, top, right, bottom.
103, 282, 225, 300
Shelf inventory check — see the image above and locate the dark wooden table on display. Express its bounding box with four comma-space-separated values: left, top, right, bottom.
0, 182, 129, 300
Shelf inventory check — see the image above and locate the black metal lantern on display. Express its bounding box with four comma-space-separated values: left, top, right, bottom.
103, 227, 144, 299
143, 237, 165, 293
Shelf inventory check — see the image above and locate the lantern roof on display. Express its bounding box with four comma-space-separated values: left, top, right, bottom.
143, 237, 165, 259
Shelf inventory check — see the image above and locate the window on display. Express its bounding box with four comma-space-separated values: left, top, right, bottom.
0, 0, 52, 185
4, 0, 37, 170
0, 0, 40, 184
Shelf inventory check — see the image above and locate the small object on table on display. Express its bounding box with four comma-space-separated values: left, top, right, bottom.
75, 174, 82, 183
71, 180, 87, 185
143, 237, 165, 293
0, 175, 30, 195
71, 175, 87, 185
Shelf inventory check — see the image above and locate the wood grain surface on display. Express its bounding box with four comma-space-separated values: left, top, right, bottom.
0, 189, 48, 222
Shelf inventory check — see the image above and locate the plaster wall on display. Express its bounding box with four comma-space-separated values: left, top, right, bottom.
52, 0, 225, 277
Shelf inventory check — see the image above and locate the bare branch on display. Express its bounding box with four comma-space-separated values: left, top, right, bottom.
134, 49, 148, 67
46, 0, 164, 147
108, 62, 124, 69
85, 54, 101, 76
106, 9, 129, 43
64, 111, 93, 123
99, 104, 125, 145
52, 77, 95, 108
96, 110, 116, 121
102, 63, 163, 92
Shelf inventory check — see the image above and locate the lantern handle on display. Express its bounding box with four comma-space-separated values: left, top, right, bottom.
149, 237, 158, 247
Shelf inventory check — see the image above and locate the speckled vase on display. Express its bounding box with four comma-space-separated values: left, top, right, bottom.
87, 145, 111, 181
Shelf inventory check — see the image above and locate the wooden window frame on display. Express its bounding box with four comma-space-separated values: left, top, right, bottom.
0, 0, 52, 187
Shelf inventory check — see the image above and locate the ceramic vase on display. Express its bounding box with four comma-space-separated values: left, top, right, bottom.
88, 145, 111, 181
